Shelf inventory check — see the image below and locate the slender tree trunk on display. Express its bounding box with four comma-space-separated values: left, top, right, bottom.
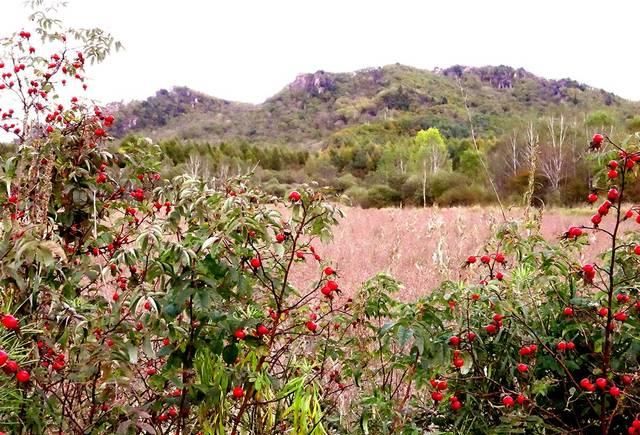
422, 160, 427, 208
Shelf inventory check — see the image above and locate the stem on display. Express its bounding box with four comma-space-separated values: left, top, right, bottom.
600, 164, 625, 434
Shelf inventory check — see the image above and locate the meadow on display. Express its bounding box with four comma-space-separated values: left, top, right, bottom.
294, 205, 607, 300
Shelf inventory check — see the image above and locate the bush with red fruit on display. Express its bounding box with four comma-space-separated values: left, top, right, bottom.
0, 9, 354, 435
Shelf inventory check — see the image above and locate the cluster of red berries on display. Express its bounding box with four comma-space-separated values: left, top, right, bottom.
153, 200, 172, 214
429, 378, 463, 410
579, 376, 624, 398
555, 340, 576, 352
37, 341, 65, 372
627, 419, 640, 434
484, 313, 504, 335
0, 318, 30, 384
466, 252, 506, 282
466, 252, 505, 265
320, 279, 339, 298
155, 405, 180, 423
451, 349, 464, 369
130, 188, 144, 202
501, 394, 527, 408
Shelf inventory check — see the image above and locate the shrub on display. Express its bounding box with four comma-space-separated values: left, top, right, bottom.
364, 184, 402, 208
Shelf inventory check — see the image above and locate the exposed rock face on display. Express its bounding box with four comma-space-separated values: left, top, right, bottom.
440, 65, 532, 89
289, 71, 336, 96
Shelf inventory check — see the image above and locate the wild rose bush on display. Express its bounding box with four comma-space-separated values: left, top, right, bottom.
0, 14, 360, 435
331, 133, 640, 434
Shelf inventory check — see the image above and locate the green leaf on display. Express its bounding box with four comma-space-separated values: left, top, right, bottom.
222, 343, 238, 365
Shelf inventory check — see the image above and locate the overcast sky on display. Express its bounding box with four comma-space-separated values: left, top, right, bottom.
2, 0, 639, 105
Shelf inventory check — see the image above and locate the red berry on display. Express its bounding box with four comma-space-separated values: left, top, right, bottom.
112, 292, 119, 302
609, 386, 621, 397
591, 214, 602, 225
4, 360, 18, 373
556, 341, 567, 352
466, 256, 476, 264
608, 169, 619, 179
516, 394, 527, 405
580, 377, 593, 390
453, 358, 464, 368
0, 350, 7, 366
146, 367, 157, 376
608, 160, 619, 169
256, 324, 269, 336
485, 324, 497, 335
144, 300, 152, 311
614, 312, 628, 322
305, 321, 317, 332
288, 191, 301, 202
563, 307, 574, 316
496, 272, 504, 281
250, 257, 261, 269
587, 193, 598, 203
592, 133, 604, 146
621, 374, 633, 385
582, 264, 595, 274
234, 328, 246, 340
232, 386, 244, 399
323, 266, 335, 276
16, 370, 30, 383
450, 399, 462, 411
162, 338, 170, 346
595, 377, 607, 390
466, 332, 477, 342
566, 341, 576, 351
634, 246, 640, 256
502, 395, 515, 407
449, 336, 461, 347
431, 391, 443, 401
607, 188, 619, 201
598, 307, 608, 317
516, 363, 528, 373
435, 380, 448, 391
1, 315, 19, 330
471, 293, 480, 301
480, 255, 491, 264
568, 226, 583, 238
617, 293, 630, 303
495, 253, 505, 263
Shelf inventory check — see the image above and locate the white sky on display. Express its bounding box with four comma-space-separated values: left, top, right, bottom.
2, 0, 640, 105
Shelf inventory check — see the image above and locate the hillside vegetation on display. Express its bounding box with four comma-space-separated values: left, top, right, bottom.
111, 64, 640, 207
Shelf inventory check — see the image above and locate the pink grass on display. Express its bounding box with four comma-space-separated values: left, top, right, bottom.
291, 206, 620, 301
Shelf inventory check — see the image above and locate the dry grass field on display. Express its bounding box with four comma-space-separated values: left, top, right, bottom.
292, 206, 616, 301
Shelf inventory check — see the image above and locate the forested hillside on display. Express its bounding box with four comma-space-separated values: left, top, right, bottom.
112, 64, 640, 207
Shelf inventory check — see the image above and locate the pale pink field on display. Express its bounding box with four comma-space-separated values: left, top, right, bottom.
292, 206, 619, 301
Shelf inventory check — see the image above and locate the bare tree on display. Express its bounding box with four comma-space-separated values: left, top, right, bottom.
540, 115, 567, 192
504, 129, 520, 177
523, 121, 540, 218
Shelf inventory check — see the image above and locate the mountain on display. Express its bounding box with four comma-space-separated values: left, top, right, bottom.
110, 64, 639, 146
